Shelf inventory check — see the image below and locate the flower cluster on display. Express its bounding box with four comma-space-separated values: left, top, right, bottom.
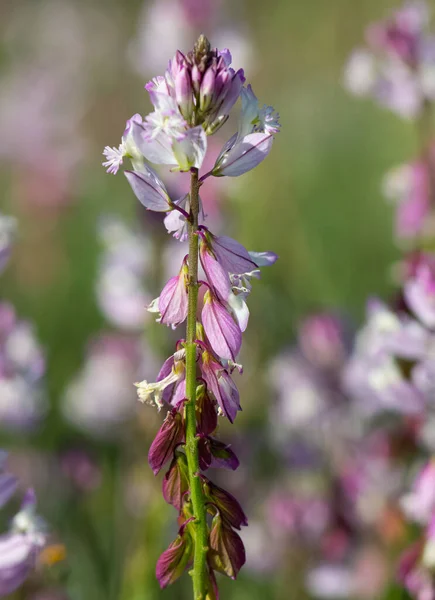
344, 1, 435, 119
343, 4, 435, 599
344, 256, 435, 599
103, 36, 279, 182
103, 35, 279, 595
265, 314, 397, 598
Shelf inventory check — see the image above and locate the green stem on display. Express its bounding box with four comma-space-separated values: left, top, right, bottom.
184, 167, 208, 599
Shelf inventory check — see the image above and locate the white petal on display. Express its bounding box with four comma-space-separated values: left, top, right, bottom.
172, 126, 207, 170
132, 122, 176, 165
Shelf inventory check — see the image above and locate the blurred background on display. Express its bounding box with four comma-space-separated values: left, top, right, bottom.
0, 0, 422, 598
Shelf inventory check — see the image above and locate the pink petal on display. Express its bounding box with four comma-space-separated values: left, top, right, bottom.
202, 296, 242, 361
200, 247, 232, 302
158, 273, 188, 328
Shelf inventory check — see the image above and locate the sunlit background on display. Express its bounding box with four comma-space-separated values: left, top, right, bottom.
0, 0, 426, 598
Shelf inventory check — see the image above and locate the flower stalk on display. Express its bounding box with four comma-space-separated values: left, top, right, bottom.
102, 34, 279, 598
185, 167, 208, 599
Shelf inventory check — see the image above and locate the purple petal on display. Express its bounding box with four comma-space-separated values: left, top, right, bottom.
156, 530, 192, 589
210, 234, 258, 274
158, 272, 188, 328
124, 170, 170, 211
218, 49, 232, 67
157, 356, 174, 381
217, 370, 241, 422
157, 356, 176, 404
208, 438, 240, 470
200, 247, 232, 302
216, 133, 274, 177
170, 378, 187, 406
201, 356, 240, 423
202, 295, 242, 361
148, 411, 184, 475
164, 196, 189, 241
218, 71, 245, 117
0, 532, 34, 596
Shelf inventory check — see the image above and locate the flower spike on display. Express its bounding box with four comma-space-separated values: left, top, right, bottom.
103, 33, 279, 598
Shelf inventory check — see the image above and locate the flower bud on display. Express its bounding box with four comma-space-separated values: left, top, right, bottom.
217, 70, 244, 117
191, 64, 202, 95
200, 66, 217, 112
212, 70, 230, 106
175, 67, 193, 120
